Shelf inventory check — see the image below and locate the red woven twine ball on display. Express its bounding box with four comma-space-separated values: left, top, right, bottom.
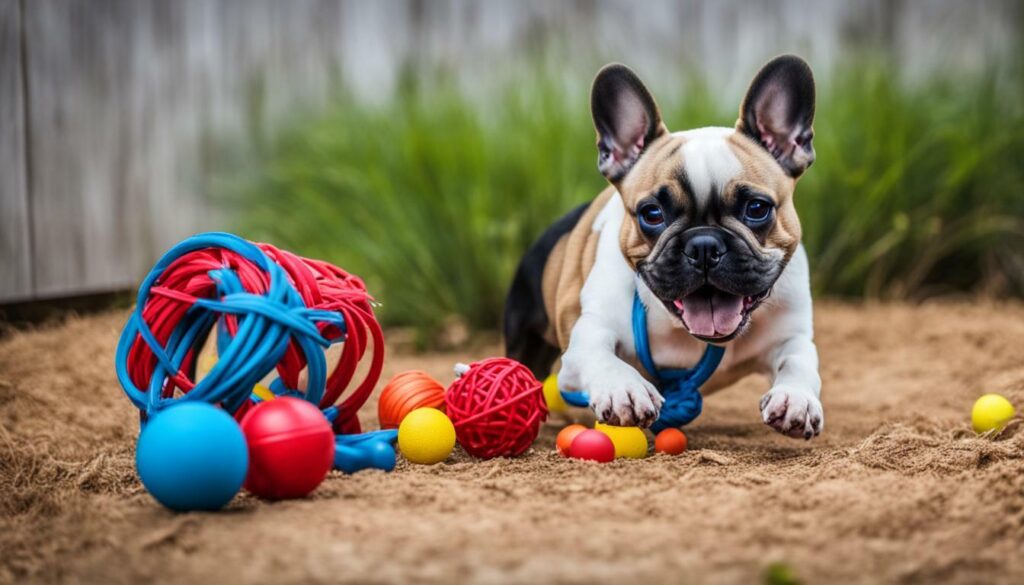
444, 358, 548, 458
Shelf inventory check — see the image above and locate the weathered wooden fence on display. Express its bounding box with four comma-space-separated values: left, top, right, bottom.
1, 0, 1019, 303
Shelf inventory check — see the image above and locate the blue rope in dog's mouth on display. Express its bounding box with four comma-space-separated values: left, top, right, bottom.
560, 291, 725, 432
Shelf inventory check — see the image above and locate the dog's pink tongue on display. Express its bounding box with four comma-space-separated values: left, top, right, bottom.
680, 292, 744, 337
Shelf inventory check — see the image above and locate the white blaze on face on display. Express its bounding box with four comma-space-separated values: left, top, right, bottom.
674, 128, 747, 337
677, 127, 742, 212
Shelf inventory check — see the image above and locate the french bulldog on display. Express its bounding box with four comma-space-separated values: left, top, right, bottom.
504, 55, 823, 439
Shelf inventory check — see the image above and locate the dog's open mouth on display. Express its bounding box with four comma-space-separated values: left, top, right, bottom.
663, 286, 770, 341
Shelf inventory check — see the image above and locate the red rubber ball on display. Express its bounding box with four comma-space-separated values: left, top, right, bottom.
240, 397, 335, 500
568, 429, 615, 463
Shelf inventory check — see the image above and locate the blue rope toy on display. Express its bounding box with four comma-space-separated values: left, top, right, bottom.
115, 232, 396, 473
560, 291, 725, 433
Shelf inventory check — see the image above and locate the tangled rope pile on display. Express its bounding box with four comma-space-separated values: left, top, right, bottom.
115, 232, 383, 434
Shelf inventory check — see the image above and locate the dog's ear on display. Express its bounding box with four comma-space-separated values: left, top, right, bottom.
738, 55, 816, 177
591, 64, 667, 182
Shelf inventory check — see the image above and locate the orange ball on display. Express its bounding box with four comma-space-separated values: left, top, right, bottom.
654, 428, 688, 455
556, 424, 587, 457
378, 371, 446, 429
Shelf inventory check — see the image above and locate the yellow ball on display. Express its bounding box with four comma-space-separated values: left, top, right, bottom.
398, 407, 456, 464
543, 374, 568, 413
595, 422, 648, 459
972, 393, 1016, 434
251, 383, 275, 402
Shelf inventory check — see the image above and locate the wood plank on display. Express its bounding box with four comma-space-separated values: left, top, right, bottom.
0, 0, 32, 302
23, 1, 139, 298
18, 0, 360, 299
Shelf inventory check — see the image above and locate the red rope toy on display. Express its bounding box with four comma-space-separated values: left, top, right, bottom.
117, 233, 383, 435
445, 358, 548, 458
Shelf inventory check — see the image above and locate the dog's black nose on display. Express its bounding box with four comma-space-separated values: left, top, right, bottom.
684, 233, 726, 269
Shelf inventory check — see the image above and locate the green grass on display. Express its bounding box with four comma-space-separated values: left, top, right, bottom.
763, 561, 802, 585
219, 62, 1024, 342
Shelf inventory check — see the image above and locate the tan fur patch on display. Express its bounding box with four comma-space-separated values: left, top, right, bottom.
615, 134, 687, 269
726, 132, 802, 258
541, 188, 615, 349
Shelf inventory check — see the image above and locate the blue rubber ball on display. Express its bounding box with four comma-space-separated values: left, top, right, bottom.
136, 402, 249, 511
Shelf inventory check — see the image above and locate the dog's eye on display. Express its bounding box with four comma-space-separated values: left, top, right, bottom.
638, 204, 664, 228
744, 199, 774, 224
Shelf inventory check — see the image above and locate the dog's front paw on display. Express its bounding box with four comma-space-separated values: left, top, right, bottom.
590, 367, 664, 427
759, 385, 823, 440
561, 355, 663, 427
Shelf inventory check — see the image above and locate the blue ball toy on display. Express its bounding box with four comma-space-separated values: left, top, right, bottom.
136, 402, 249, 511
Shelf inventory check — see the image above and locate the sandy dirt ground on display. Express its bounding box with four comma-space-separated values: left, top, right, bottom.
1, 302, 1023, 585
